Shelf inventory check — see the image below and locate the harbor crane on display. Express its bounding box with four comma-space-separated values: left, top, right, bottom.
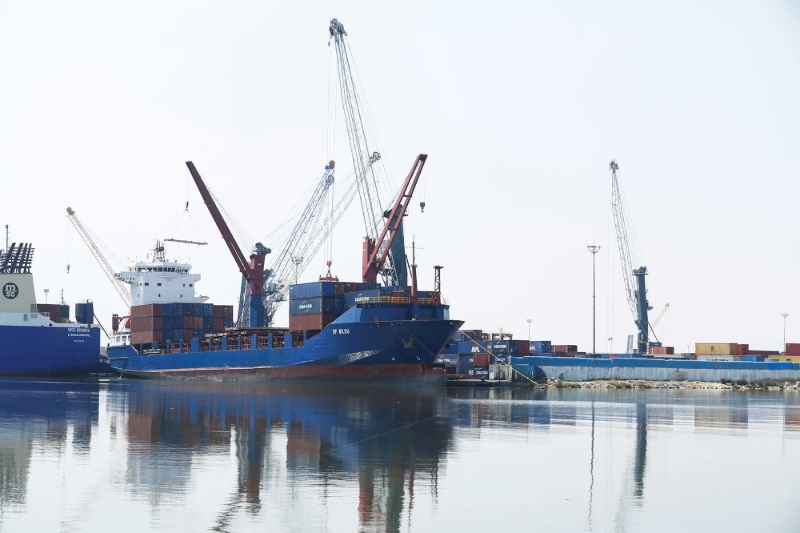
236, 161, 340, 326
329, 18, 406, 287
609, 160, 655, 354
66, 207, 131, 309
186, 161, 268, 328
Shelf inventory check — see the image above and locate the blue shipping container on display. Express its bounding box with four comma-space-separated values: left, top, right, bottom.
357, 282, 380, 291
344, 290, 381, 308
451, 331, 465, 343
289, 297, 343, 316
203, 316, 213, 330
192, 304, 204, 316
172, 329, 183, 342
474, 366, 489, 380
173, 303, 185, 317
290, 282, 336, 300
458, 341, 483, 355
192, 329, 203, 338
163, 316, 173, 330
530, 341, 552, 353
223, 318, 234, 328
444, 343, 458, 355
163, 303, 173, 317
204, 303, 213, 317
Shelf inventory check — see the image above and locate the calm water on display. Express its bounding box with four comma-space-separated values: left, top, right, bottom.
1, 379, 799, 532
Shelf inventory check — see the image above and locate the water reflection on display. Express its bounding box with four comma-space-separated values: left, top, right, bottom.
2, 382, 800, 532
0, 380, 99, 518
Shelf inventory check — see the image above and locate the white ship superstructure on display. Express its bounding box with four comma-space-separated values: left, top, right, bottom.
117, 243, 207, 306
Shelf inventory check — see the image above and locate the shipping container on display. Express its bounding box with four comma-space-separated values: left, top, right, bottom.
457, 354, 473, 375
473, 353, 491, 367
443, 343, 458, 355
182, 316, 193, 329
551, 344, 578, 353
173, 303, 185, 317
36, 304, 61, 321
530, 341, 552, 353
289, 297, 344, 316
748, 349, 779, 356
131, 330, 164, 345
162, 303, 173, 317
289, 313, 336, 331
473, 366, 489, 380
458, 341, 482, 355
740, 356, 764, 362
650, 346, 675, 355
356, 282, 380, 291
223, 318, 234, 328
192, 303, 204, 316
786, 343, 800, 356
203, 303, 213, 317
738, 344, 750, 355
695, 343, 738, 356
192, 316, 203, 330
162, 316, 173, 330
183, 329, 194, 342
290, 282, 337, 300
434, 354, 458, 365
192, 329, 204, 338
131, 304, 163, 318
519, 340, 530, 355
171, 329, 184, 343
213, 317, 224, 331
130, 317, 164, 331
203, 316, 213, 331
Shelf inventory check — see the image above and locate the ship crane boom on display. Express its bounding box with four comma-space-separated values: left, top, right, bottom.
329, 18, 402, 286
237, 161, 339, 327
185, 161, 268, 328
66, 207, 131, 309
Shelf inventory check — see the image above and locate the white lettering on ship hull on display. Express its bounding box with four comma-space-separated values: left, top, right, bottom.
332, 329, 350, 335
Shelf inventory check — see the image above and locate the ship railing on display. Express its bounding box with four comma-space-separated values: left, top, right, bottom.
355, 296, 442, 306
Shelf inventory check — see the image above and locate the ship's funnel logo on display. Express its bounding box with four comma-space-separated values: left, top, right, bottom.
2, 282, 18, 299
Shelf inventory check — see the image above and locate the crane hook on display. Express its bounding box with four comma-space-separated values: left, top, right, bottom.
420, 201, 426, 213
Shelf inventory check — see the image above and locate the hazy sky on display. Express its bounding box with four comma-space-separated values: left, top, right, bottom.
1, 0, 798, 352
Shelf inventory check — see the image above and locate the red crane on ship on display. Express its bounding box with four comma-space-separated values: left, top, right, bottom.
185, 161, 269, 328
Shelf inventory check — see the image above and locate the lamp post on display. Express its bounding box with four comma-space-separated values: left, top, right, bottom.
782, 313, 789, 353
526, 318, 532, 341
587, 245, 601, 354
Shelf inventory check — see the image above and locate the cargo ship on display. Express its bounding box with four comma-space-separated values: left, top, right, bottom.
0, 241, 101, 376
106, 254, 461, 383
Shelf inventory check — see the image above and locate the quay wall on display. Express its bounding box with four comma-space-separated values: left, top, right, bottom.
510, 356, 800, 383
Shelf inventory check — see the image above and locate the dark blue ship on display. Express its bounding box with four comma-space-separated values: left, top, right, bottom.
107, 294, 461, 383
0, 242, 101, 376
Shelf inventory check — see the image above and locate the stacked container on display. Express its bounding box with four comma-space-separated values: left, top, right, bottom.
289, 281, 347, 331
131, 302, 234, 346
74, 301, 94, 324
695, 343, 738, 356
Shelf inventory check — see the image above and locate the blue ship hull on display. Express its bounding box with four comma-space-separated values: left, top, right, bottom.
0, 324, 102, 377
109, 315, 463, 383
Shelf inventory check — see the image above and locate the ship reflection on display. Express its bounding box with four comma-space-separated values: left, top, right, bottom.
115, 381, 455, 531
0, 379, 99, 513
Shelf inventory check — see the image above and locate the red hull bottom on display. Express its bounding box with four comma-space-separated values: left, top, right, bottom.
115, 363, 447, 385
